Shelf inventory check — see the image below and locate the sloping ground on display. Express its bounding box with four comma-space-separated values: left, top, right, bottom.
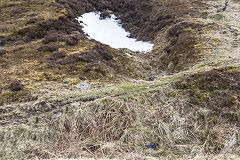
0, 0, 240, 159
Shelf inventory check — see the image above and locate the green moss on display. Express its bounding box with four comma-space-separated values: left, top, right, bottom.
0, 89, 32, 105
190, 91, 210, 104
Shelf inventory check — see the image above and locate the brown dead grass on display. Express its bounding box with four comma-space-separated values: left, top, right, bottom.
0, 0, 240, 159
1, 82, 240, 159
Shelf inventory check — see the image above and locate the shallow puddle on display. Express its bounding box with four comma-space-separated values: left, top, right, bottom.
77, 12, 154, 52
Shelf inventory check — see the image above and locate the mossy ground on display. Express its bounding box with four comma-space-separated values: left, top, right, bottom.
0, 0, 240, 159
0, 0, 66, 35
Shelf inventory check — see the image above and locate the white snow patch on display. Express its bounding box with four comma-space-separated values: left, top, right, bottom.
77, 12, 154, 52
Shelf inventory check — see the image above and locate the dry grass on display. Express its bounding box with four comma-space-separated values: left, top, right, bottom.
0, 0, 65, 35
0, 0, 240, 159
1, 87, 239, 159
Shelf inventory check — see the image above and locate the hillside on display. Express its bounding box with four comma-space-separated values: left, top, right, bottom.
0, 0, 240, 159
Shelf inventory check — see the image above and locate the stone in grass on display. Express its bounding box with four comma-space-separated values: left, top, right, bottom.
76, 81, 89, 89
124, 52, 133, 58
51, 112, 62, 121
146, 143, 158, 149
71, 102, 80, 107
9, 80, 24, 92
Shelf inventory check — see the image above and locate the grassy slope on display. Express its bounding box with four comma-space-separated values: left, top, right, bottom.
0, 0, 240, 159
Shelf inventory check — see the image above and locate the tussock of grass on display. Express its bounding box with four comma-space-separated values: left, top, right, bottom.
1, 87, 239, 159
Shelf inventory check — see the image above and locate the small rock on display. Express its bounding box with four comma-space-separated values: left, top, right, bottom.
146, 143, 158, 149
76, 81, 89, 89
161, 72, 167, 76
71, 102, 80, 107
9, 80, 23, 92
124, 52, 133, 58
51, 112, 62, 121
149, 76, 155, 81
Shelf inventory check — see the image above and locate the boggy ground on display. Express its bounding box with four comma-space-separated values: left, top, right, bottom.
0, 0, 240, 159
